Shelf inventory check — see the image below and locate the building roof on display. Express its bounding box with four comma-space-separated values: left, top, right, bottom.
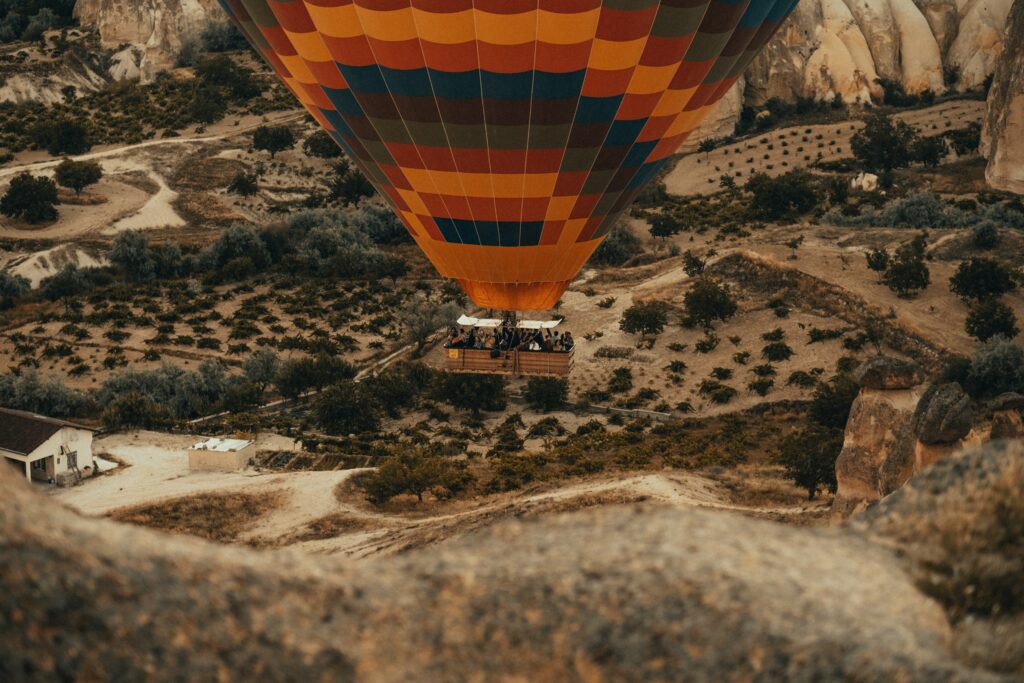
0, 407, 96, 456
190, 437, 252, 453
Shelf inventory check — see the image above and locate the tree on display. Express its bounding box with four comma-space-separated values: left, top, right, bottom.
54, 159, 102, 196
911, 136, 946, 167
433, 372, 507, 412
252, 125, 296, 159
808, 374, 860, 430
850, 111, 918, 172
303, 130, 342, 158
619, 300, 669, 339
883, 239, 930, 297
949, 257, 1016, 302
775, 425, 842, 499
358, 450, 473, 505
274, 357, 318, 399
42, 264, 91, 314
30, 117, 91, 155
190, 86, 226, 124
102, 392, 173, 430
227, 171, 258, 197
962, 336, 1024, 399
697, 137, 717, 161
524, 377, 569, 412
0, 272, 30, 309
966, 299, 1019, 342
684, 278, 737, 330
1, 173, 58, 223
745, 170, 819, 221
865, 248, 889, 281
109, 230, 155, 282
401, 296, 460, 355
326, 164, 375, 205
243, 349, 279, 395
592, 224, 643, 266
314, 381, 380, 435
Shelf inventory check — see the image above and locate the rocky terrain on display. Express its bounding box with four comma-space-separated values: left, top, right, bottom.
73, 0, 225, 77
1, 439, 1022, 680
982, 0, 1024, 193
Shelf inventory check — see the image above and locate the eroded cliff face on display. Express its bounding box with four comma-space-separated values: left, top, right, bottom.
831, 357, 1020, 523
73, 0, 225, 76
746, 0, 1011, 106
982, 0, 1024, 193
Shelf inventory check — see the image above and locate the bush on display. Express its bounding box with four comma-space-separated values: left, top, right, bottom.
607, 367, 634, 394
524, 377, 569, 412
102, 392, 173, 430
748, 378, 774, 396
0, 369, 93, 418
971, 222, 1000, 250
961, 337, 1024, 399
966, 300, 1019, 342
0, 272, 30, 309
30, 117, 91, 156
99, 361, 228, 420
761, 341, 794, 361
109, 230, 155, 282
698, 379, 737, 404
433, 372, 507, 411
227, 172, 258, 197
744, 170, 819, 221
592, 224, 643, 266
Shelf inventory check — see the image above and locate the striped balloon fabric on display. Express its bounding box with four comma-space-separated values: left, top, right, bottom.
219, 0, 798, 310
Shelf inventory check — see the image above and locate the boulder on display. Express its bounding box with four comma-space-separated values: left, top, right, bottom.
855, 356, 926, 390
912, 383, 974, 444
1, 439, 1021, 680
987, 392, 1024, 413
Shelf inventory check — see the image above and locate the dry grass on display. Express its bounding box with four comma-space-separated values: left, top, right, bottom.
109, 489, 284, 543
289, 512, 374, 542
923, 459, 1024, 620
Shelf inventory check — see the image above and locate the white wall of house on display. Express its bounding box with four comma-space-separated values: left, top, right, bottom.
1, 427, 94, 482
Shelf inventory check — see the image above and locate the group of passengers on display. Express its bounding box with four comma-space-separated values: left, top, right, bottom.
445, 324, 574, 353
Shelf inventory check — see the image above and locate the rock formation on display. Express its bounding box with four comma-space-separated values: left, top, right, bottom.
831, 355, 1024, 522
746, 0, 1011, 105
982, 0, 1024, 193
1, 438, 1022, 680
832, 357, 928, 521
73, 0, 226, 77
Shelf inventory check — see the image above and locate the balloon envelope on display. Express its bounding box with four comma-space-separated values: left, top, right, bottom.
220, 0, 798, 310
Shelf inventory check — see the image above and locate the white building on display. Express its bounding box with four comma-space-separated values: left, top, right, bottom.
188, 437, 255, 471
0, 408, 97, 486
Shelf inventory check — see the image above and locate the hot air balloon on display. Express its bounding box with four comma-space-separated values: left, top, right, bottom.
218, 0, 798, 312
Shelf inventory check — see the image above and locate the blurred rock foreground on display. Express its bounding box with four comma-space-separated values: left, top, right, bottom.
1, 440, 1022, 681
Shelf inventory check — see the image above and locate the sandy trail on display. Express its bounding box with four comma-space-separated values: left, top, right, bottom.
0, 112, 305, 181
52, 432, 361, 536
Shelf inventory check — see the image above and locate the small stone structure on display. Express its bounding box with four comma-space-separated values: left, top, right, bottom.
187, 437, 254, 471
